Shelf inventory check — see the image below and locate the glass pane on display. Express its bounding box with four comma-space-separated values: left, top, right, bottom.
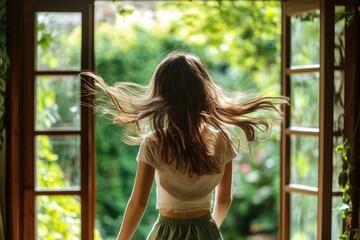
290, 135, 319, 187
333, 136, 343, 191
290, 193, 317, 239
36, 135, 80, 190
291, 10, 320, 66
35, 75, 81, 131
36, 195, 81, 239
290, 73, 319, 128
332, 196, 343, 240
334, 71, 345, 132
36, 12, 82, 70
335, 6, 345, 66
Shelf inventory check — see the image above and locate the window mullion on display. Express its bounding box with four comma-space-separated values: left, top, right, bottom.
80, 2, 95, 239
318, 2, 335, 239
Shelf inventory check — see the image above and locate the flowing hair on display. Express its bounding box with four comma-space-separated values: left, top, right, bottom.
81, 51, 288, 176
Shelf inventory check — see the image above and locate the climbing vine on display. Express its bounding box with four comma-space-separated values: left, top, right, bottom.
334, 6, 359, 240
336, 140, 360, 240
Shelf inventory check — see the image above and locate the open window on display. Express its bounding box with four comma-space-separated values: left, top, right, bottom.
6, 0, 359, 239
7, 0, 95, 239
280, 1, 359, 239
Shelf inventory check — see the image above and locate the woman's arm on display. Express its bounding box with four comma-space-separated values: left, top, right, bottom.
212, 160, 233, 228
117, 161, 155, 240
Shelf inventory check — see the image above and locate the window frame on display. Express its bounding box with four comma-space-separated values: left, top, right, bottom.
7, 0, 95, 239
280, 0, 360, 239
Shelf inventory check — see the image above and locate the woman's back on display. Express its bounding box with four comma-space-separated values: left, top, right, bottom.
137, 129, 236, 212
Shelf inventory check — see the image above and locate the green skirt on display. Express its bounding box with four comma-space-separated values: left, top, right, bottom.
147, 213, 223, 240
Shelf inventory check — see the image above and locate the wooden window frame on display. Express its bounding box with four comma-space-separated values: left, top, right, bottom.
280, 0, 360, 239
7, 0, 95, 239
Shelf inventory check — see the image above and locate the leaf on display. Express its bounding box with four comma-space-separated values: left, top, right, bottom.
338, 172, 344, 186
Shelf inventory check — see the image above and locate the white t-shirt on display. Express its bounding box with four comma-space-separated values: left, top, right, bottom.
136, 131, 237, 211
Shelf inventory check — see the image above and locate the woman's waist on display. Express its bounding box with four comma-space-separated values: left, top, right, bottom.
159, 208, 210, 219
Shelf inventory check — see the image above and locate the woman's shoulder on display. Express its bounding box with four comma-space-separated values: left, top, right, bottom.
141, 131, 158, 145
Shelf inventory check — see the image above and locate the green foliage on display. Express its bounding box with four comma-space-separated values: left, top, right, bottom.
0, 1, 9, 150
37, 22, 53, 52
36, 135, 81, 239
94, 2, 282, 239
36, 90, 102, 239
95, 118, 155, 238
158, 1, 281, 91
35, 135, 102, 240
336, 140, 360, 240
224, 139, 280, 237
335, 7, 356, 26
36, 13, 81, 70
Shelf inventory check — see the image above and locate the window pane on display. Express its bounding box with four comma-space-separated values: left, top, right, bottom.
290, 193, 317, 239
36, 195, 81, 239
332, 196, 343, 240
335, 6, 345, 66
36, 12, 82, 70
35, 75, 81, 131
334, 71, 344, 132
290, 73, 319, 128
333, 136, 343, 191
36, 135, 80, 190
291, 10, 320, 66
290, 135, 319, 187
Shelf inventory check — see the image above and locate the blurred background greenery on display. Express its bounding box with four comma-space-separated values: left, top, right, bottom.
94, 1, 281, 239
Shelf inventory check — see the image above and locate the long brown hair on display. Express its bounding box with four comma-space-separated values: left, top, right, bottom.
81, 51, 288, 176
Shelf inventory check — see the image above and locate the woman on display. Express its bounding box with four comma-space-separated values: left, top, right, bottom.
82, 51, 287, 240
